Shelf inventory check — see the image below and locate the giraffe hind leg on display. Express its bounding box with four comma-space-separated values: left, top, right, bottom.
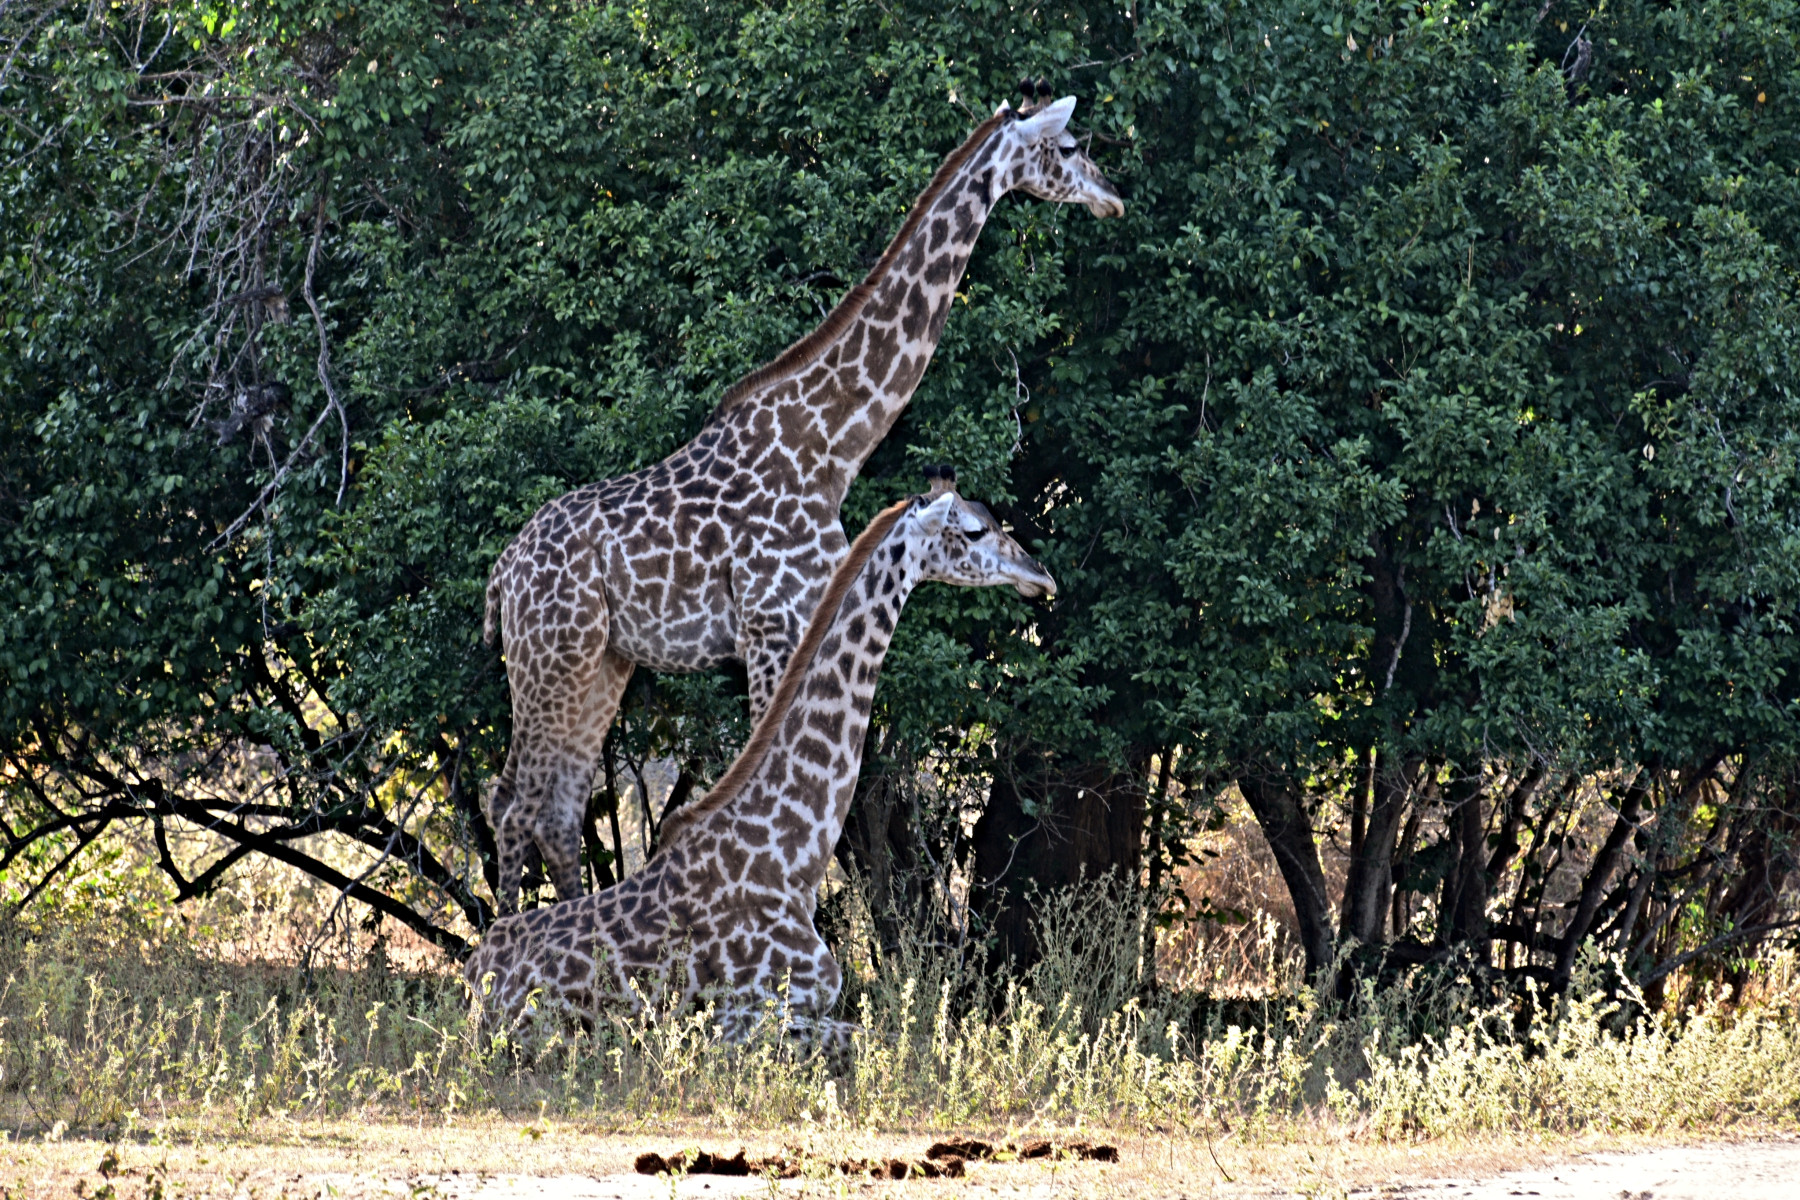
497, 711, 610, 912
494, 571, 623, 913
486, 748, 547, 915
494, 774, 546, 916
531, 648, 634, 902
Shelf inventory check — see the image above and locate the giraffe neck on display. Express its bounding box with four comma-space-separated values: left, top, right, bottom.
714, 120, 1011, 510
817, 141, 1004, 497
731, 526, 919, 895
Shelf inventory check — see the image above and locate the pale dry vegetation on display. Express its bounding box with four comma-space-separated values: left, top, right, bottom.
1, 872, 1795, 1146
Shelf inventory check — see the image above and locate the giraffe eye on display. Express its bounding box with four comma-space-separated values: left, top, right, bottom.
1058, 144, 1077, 157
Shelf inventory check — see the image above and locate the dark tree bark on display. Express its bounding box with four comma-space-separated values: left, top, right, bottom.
439, 732, 500, 906
1390, 802, 1423, 939
835, 768, 925, 962
1485, 762, 1547, 887
1351, 749, 1374, 859
159, 793, 472, 957
1441, 771, 1490, 951
1719, 771, 1800, 1000
582, 792, 619, 892
1238, 768, 1335, 982
970, 753, 1147, 971
1341, 533, 1429, 957
6, 753, 489, 954
1341, 753, 1420, 948
1554, 771, 1649, 990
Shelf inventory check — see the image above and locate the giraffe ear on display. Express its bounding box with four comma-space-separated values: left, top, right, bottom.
1014, 96, 1076, 141
915, 491, 957, 536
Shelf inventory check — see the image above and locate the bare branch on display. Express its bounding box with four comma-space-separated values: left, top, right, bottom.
208, 191, 349, 547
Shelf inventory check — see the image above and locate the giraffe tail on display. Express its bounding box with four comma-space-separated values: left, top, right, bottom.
483, 555, 505, 647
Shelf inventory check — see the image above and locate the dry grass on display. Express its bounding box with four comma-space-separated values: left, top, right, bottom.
0, 879, 1796, 1145
0, 808, 1794, 1199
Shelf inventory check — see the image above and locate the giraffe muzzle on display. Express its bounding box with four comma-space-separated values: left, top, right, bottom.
1084, 182, 1125, 219
1012, 558, 1057, 600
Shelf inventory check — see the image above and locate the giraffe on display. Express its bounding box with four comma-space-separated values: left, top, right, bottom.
465, 473, 1055, 1038
482, 94, 1121, 914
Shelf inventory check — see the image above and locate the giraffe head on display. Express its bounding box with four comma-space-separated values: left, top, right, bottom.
909, 469, 1057, 599
994, 96, 1124, 219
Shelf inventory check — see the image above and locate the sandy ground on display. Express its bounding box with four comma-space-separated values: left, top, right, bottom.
0, 1123, 1796, 1199
1365, 1139, 1800, 1199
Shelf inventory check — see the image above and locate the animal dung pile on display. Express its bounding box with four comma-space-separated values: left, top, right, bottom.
633, 1138, 1119, 1181
633, 1149, 962, 1180
634, 1150, 789, 1178
926, 1138, 1119, 1164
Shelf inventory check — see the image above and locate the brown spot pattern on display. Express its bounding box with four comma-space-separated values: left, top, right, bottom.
466, 488, 1056, 1045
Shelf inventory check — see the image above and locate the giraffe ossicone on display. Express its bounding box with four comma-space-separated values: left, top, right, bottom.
465, 481, 1056, 1040
482, 94, 1118, 916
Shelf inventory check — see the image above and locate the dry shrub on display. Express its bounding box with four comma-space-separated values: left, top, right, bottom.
0, 881, 1795, 1137
1155, 789, 1334, 996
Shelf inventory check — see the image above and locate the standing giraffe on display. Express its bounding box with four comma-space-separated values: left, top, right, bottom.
483, 95, 1120, 915
466, 474, 1056, 1036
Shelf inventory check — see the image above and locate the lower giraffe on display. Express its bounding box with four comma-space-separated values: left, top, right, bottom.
464, 469, 1055, 1043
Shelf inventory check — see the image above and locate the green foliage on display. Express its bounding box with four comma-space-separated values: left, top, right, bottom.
3, 0, 1799, 980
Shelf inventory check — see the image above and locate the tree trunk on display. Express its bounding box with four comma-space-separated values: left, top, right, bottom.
1485, 762, 1547, 888
440, 732, 501, 909
1390, 804, 1422, 940
1340, 753, 1419, 948
1719, 768, 1799, 1000
1554, 771, 1648, 991
835, 768, 923, 963
970, 754, 1147, 971
1352, 749, 1373, 859
1344, 532, 1427, 957
1442, 771, 1489, 953
1238, 768, 1334, 982
1142, 751, 1175, 989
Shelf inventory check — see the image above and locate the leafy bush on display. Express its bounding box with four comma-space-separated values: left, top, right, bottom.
3, 0, 1798, 991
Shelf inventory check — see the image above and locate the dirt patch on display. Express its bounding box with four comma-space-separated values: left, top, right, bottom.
1, 1122, 1793, 1200
1358, 1137, 1800, 1200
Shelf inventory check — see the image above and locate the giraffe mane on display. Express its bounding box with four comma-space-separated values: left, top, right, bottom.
710, 112, 1010, 413
652, 495, 918, 856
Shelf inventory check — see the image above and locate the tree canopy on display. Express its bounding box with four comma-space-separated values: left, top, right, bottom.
3, 0, 1797, 992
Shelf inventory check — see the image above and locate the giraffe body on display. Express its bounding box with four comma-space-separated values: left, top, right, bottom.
483, 97, 1120, 914
466, 481, 1056, 1035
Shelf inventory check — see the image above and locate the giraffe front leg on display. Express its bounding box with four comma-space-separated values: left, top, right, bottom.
739, 604, 817, 721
